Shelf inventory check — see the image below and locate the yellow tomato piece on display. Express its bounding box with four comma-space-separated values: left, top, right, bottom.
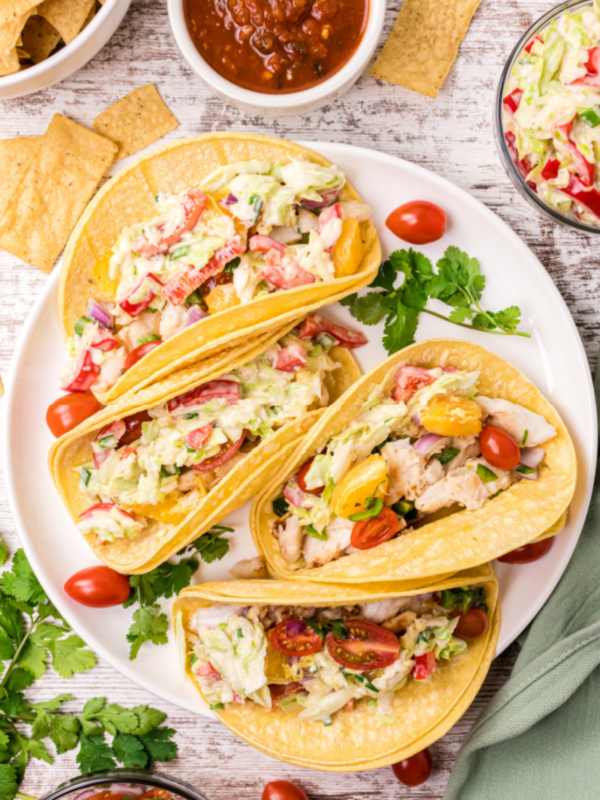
330, 454, 388, 519
421, 395, 483, 436
204, 283, 240, 314
332, 218, 363, 278
92, 251, 119, 296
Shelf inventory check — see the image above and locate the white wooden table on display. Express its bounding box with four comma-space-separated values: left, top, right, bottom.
1, 0, 597, 796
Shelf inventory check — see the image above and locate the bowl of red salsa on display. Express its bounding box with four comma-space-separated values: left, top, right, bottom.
168, 0, 385, 115
41, 769, 211, 800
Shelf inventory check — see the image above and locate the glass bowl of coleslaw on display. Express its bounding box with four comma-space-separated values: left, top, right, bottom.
41, 769, 211, 800
495, 0, 600, 233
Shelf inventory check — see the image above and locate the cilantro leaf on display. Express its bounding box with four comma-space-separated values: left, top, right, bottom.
113, 733, 149, 768
77, 733, 116, 773
130, 705, 167, 735
150, 557, 199, 599
138, 727, 177, 762
0, 550, 47, 604
0, 764, 18, 800
192, 529, 231, 564
126, 606, 169, 661
340, 291, 392, 325
47, 634, 96, 679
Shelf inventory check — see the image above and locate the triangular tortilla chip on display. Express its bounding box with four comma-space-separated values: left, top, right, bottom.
37, 0, 93, 43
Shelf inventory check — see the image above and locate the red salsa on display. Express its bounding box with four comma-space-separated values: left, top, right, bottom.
184, 0, 369, 94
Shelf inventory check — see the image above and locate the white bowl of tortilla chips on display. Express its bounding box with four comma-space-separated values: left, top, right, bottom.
0, 0, 131, 100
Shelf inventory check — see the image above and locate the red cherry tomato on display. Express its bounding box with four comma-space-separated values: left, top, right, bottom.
326, 619, 399, 671
479, 425, 521, 471
192, 430, 246, 472
64, 566, 131, 608
270, 618, 323, 657
392, 748, 433, 787
120, 410, 152, 445
46, 392, 103, 437
262, 781, 309, 800
125, 340, 162, 371
386, 201, 446, 245
453, 608, 489, 640
497, 537, 553, 564
351, 508, 400, 550
296, 458, 323, 496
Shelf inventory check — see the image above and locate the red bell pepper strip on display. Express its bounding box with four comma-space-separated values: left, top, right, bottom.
503, 88, 523, 114
568, 46, 600, 88
97, 420, 126, 443
411, 650, 436, 681
132, 189, 207, 258
61, 349, 100, 393
524, 34, 543, 54
186, 425, 212, 450
298, 314, 368, 349
124, 340, 162, 371
560, 175, 600, 219
167, 380, 240, 413
249, 235, 286, 254
553, 118, 595, 185
192, 431, 246, 473
271, 344, 308, 372
541, 157, 561, 181
161, 238, 245, 306
118, 273, 164, 317
79, 503, 136, 521
91, 330, 119, 352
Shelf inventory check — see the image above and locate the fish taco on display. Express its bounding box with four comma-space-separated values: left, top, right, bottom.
251, 339, 576, 583
49, 316, 364, 573
57, 132, 380, 404
173, 568, 499, 770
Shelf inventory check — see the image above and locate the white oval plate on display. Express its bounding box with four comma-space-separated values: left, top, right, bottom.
2, 142, 595, 719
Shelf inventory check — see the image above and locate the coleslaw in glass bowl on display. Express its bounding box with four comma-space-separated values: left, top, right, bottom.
495, 0, 600, 233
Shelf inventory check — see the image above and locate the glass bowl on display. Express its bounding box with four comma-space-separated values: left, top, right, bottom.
494, 0, 600, 235
40, 768, 211, 800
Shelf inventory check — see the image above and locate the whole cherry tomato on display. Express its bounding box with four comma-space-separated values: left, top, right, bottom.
64, 566, 131, 608
262, 780, 309, 800
296, 458, 323, 495
125, 340, 162, 371
498, 537, 553, 564
453, 608, 489, 640
270, 618, 323, 657
392, 747, 433, 786
386, 201, 446, 245
350, 508, 400, 550
46, 392, 103, 437
326, 619, 399, 671
479, 425, 521, 471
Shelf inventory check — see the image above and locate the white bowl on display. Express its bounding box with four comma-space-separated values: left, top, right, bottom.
168, 0, 386, 117
0, 0, 132, 101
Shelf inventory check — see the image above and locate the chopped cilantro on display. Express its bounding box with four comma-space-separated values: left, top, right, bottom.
476, 464, 498, 483
522, 429, 529, 445
159, 464, 180, 478
345, 672, 379, 692
304, 618, 348, 641
340, 246, 529, 354
441, 586, 487, 614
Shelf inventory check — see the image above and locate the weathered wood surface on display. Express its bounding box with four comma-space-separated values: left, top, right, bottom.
0, 0, 596, 796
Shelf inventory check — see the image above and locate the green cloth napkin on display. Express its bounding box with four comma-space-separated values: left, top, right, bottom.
444, 368, 600, 800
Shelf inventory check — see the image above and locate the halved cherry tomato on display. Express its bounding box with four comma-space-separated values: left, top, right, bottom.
296, 458, 323, 496
386, 201, 446, 245
64, 566, 131, 608
497, 537, 553, 564
412, 650, 436, 680
350, 508, 400, 550
270, 618, 323, 657
453, 608, 489, 640
192, 430, 246, 473
125, 340, 162, 371
326, 619, 399, 671
46, 392, 103, 437
121, 410, 153, 445
392, 365, 435, 403
392, 748, 433, 787
262, 781, 309, 800
479, 424, 521, 471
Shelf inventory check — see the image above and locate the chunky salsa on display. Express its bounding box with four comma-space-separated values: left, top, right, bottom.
184, 0, 369, 94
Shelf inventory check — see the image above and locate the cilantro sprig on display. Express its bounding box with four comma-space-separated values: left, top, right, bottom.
124, 525, 232, 660
0, 547, 177, 799
341, 246, 530, 354
304, 618, 349, 641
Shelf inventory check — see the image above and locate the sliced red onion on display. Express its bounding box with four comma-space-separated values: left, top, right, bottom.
185, 305, 207, 327
413, 433, 449, 455
285, 619, 306, 637
87, 299, 113, 331
301, 188, 340, 210
411, 414, 421, 426
222, 192, 238, 207
270, 226, 302, 244
109, 785, 147, 797
520, 446, 545, 469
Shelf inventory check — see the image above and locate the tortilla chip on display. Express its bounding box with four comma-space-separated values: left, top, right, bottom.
20, 13, 60, 62
37, 0, 94, 43
371, 0, 482, 98
0, 0, 42, 26
0, 114, 116, 273
0, 43, 18, 73
0, 7, 34, 54
93, 84, 179, 160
